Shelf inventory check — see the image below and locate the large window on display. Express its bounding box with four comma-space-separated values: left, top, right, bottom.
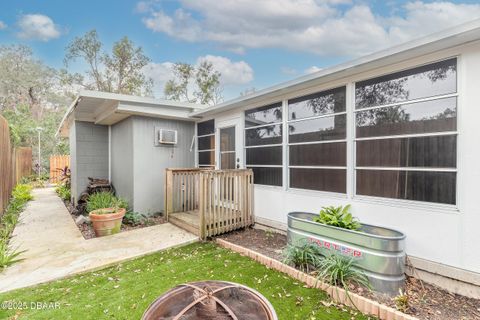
245, 103, 283, 186
197, 119, 215, 168
288, 87, 347, 193
354, 58, 457, 204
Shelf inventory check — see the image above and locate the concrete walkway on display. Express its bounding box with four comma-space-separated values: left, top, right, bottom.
0, 188, 198, 293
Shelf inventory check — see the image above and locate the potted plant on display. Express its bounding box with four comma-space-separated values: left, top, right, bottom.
86, 192, 128, 237
287, 205, 406, 296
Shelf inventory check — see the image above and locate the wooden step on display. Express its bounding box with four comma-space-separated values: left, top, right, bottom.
169, 211, 200, 236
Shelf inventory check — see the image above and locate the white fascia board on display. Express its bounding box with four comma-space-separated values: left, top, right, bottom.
191, 19, 480, 118
79, 89, 208, 111
55, 96, 80, 138
117, 102, 196, 121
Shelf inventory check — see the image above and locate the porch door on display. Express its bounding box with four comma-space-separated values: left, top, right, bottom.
219, 126, 237, 169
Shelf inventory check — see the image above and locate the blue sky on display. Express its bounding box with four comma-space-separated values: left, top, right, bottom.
0, 0, 479, 100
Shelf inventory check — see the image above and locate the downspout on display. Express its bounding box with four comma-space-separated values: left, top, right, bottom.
108, 125, 112, 182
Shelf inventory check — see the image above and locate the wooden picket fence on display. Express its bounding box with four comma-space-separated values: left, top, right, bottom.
49, 155, 70, 184
0, 115, 32, 216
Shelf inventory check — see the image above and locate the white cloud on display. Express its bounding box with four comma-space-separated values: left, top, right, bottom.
140, 1, 480, 57
143, 55, 254, 98
0, 21, 6, 30
304, 66, 323, 74
142, 61, 175, 97
197, 55, 253, 85
281, 66, 298, 75
17, 14, 61, 41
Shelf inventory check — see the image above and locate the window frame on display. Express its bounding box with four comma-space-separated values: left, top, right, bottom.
352, 57, 459, 208
287, 86, 348, 194
244, 102, 284, 187
197, 119, 216, 168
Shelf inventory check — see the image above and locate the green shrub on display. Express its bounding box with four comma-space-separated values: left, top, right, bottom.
123, 211, 145, 226
316, 253, 371, 289
0, 240, 25, 269
313, 205, 361, 231
19, 175, 47, 188
11, 184, 33, 202
394, 289, 409, 312
283, 241, 322, 273
86, 192, 128, 213
0, 184, 32, 271
55, 184, 71, 201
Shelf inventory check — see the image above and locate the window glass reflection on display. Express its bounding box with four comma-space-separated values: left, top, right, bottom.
355, 97, 456, 138
246, 124, 282, 146
289, 87, 346, 120
245, 103, 282, 127
289, 114, 346, 143
356, 58, 456, 109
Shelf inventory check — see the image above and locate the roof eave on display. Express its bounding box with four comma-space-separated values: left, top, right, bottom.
191, 19, 480, 118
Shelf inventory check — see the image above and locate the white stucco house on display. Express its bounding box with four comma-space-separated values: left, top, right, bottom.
59, 20, 480, 298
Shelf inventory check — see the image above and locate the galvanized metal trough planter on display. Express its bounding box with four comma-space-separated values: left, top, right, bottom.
287, 212, 406, 296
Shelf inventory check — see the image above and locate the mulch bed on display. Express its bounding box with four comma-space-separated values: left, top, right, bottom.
219, 227, 480, 320
63, 200, 166, 240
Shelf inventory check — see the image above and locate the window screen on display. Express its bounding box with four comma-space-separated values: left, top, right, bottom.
354, 58, 457, 204
288, 86, 347, 193
197, 119, 215, 168
245, 102, 283, 186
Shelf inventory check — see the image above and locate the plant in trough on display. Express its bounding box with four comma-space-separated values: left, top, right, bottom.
86, 192, 128, 213
283, 241, 322, 273
316, 253, 371, 290
313, 205, 361, 231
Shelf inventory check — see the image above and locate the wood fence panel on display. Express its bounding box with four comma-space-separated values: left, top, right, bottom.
15, 147, 32, 184
0, 115, 14, 216
49, 155, 70, 183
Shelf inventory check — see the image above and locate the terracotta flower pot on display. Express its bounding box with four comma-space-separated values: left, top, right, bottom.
89, 207, 126, 237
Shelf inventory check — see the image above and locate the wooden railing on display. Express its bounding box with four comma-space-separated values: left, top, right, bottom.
165, 168, 254, 239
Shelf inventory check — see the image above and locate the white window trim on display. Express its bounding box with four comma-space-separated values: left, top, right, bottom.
196, 120, 216, 168
354, 92, 458, 113
238, 56, 460, 210
287, 110, 347, 123
286, 87, 348, 194
352, 56, 459, 208
355, 131, 458, 141
245, 121, 283, 130
244, 102, 284, 187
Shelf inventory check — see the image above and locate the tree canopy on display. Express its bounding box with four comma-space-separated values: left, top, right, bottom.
0, 45, 71, 170
164, 61, 223, 106
63, 30, 153, 96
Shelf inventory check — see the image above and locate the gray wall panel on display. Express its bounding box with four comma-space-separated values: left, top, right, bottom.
132, 116, 195, 214
111, 118, 134, 209
72, 121, 109, 202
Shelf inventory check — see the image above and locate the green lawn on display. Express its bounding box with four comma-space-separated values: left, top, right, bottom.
0, 243, 372, 320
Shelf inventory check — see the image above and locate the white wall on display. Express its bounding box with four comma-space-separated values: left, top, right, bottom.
202, 41, 480, 274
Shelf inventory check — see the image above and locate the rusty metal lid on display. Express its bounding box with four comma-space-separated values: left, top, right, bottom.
142, 281, 277, 320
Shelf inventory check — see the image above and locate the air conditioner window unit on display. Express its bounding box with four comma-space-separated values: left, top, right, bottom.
159, 128, 178, 145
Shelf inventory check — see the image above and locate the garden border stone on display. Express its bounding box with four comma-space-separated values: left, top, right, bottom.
216, 238, 418, 320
